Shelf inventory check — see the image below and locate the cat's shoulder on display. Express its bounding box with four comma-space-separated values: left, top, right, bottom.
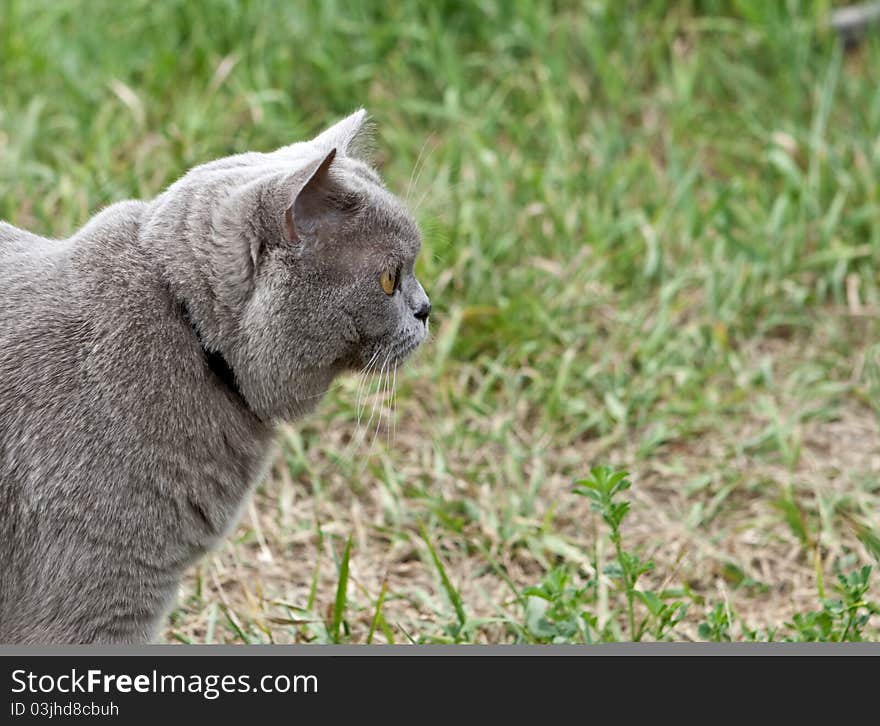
72, 199, 150, 250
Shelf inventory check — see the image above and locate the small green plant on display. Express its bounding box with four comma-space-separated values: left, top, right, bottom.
786, 565, 880, 642
698, 603, 733, 642
522, 567, 597, 643
636, 590, 688, 642
573, 466, 674, 641
516, 466, 688, 642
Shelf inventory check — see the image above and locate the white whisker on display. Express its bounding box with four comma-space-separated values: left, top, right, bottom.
355, 349, 381, 431
338, 349, 381, 462
406, 134, 435, 205
368, 355, 392, 458
363, 353, 388, 455
389, 362, 398, 449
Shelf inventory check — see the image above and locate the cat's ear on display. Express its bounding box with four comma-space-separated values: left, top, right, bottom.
283, 146, 337, 245
231, 148, 338, 269
309, 108, 369, 156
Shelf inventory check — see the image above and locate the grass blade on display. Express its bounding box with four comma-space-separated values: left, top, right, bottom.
366, 578, 389, 645
420, 525, 467, 632
330, 535, 352, 644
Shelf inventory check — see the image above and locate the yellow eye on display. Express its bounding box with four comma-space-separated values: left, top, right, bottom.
380, 269, 397, 295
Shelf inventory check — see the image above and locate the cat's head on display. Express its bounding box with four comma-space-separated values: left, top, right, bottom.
152, 110, 430, 421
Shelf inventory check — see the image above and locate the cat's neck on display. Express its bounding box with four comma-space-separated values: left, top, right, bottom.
179, 298, 257, 418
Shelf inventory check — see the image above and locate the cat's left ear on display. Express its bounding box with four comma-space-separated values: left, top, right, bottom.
309, 108, 369, 156
283, 146, 337, 244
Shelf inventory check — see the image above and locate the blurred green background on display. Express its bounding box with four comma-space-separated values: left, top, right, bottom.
2, 0, 879, 642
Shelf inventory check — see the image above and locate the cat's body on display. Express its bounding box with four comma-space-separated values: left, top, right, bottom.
0, 111, 429, 643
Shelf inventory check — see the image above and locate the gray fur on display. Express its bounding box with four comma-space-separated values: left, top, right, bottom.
0, 110, 429, 644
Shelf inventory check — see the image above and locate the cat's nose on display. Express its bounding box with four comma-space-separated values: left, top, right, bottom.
414, 300, 431, 323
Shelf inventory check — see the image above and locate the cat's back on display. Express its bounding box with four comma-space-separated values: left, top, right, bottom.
0, 201, 147, 295
0, 201, 143, 343
0, 220, 73, 300
0, 200, 152, 460
0, 221, 83, 409
1, 232, 66, 329
0, 220, 54, 256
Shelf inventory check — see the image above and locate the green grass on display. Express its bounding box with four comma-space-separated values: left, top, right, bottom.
3, 0, 880, 642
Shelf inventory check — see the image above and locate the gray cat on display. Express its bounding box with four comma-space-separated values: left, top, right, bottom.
0, 110, 430, 644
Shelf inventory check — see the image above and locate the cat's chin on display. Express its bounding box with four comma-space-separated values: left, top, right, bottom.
391, 337, 426, 366
260, 389, 330, 424
246, 365, 343, 423
354, 334, 426, 373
